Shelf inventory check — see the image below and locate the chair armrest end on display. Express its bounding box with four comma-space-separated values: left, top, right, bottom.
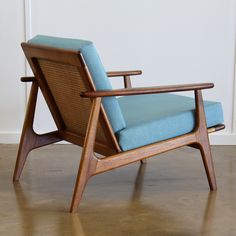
21, 76, 35, 82
107, 70, 142, 77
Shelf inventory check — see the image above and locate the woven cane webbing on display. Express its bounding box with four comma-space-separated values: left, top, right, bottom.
37, 59, 108, 144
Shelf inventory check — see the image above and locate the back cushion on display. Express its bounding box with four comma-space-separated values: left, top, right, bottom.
28, 35, 126, 133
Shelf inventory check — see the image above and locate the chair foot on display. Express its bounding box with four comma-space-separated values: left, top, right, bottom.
13, 146, 30, 181
13, 130, 35, 181
199, 141, 217, 191
70, 177, 88, 213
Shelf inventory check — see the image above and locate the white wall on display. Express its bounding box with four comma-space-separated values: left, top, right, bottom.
0, 0, 26, 142
0, 0, 236, 144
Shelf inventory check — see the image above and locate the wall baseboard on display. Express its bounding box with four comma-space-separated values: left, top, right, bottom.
209, 133, 236, 145
0, 133, 20, 144
1, 132, 236, 145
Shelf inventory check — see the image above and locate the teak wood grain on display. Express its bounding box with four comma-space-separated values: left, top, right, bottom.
14, 43, 225, 213
107, 70, 142, 77
81, 83, 214, 97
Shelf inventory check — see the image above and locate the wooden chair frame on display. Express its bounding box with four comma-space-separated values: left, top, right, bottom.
13, 44, 225, 213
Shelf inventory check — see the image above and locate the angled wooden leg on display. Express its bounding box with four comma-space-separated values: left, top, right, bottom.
195, 90, 217, 190
13, 131, 35, 181
70, 98, 101, 213
198, 139, 217, 190
13, 82, 39, 181
13, 82, 61, 181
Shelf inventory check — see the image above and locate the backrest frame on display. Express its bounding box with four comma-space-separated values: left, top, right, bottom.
21, 43, 121, 155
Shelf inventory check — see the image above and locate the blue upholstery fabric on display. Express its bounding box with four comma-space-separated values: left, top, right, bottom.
117, 94, 224, 151
28, 35, 126, 133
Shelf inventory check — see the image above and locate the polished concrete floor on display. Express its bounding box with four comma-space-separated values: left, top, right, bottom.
0, 144, 236, 236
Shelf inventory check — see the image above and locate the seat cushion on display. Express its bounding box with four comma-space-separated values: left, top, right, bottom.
117, 93, 224, 151
28, 35, 126, 133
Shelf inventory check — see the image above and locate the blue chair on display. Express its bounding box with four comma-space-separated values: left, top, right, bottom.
13, 35, 224, 212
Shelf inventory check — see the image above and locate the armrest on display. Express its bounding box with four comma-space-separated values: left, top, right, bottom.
107, 70, 142, 89
107, 70, 142, 77
81, 83, 214, 98
21, 76, 35, 82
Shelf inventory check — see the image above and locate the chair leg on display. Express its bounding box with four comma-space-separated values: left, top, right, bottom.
13, 130, 62, 181
194, 90, 217, 191
13, 83, 61, 181
69, 155, 92, 213
70, 98, 101, 213
13, 130, 36, 181
13, 83, 39, 181
198, 136, 217, 191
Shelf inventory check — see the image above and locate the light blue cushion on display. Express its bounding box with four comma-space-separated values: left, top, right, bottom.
28, 35, 126, 133
117, 94, 224, 151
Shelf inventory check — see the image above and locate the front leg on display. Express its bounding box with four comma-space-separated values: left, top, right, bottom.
194, 90, 217, 190
70, 98, 101, 213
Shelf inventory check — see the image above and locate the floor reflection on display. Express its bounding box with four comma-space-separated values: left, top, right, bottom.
200, 192, 217, 236
11, 152, 224, 236
14, 183, 85, 236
